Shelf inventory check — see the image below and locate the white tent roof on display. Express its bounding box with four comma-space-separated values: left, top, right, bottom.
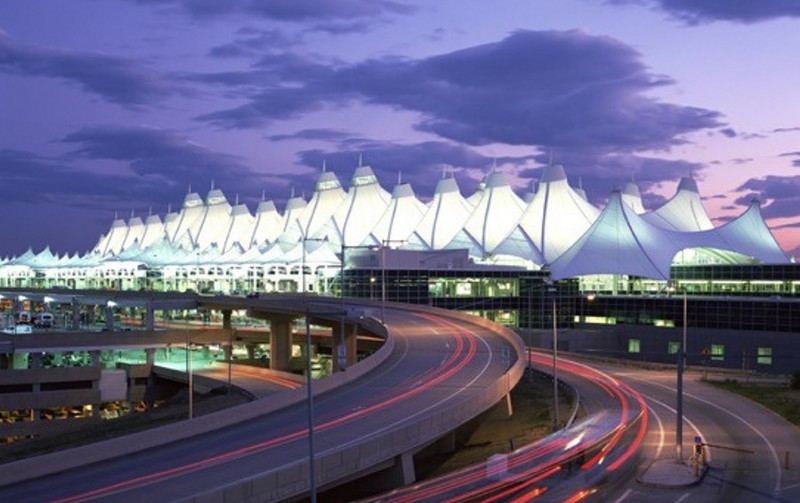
622, 181, 645, 214
323, 165, 391, 247
250, 200, 285, 247
121, 216, 145, 252
551, 190, 686, 280
514, 164, 599, 264
141, 214, 165, 249
221, 203, 255, 253
101, 217, 128, 256
195, 188, 233, 251
170, 191, 205, 243
455, 171, 527, 256
406, 176, 473, 250
365, 182, 427, 246
643, 176, 713, 231
275, 170, 346, 250
703, 199, 788, 264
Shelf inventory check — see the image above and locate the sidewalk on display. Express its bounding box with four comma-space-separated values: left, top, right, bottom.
637, 458, 707, 488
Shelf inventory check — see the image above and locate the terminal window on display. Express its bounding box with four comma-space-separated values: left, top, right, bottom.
757, 347, 772, 365
628, 338, 641, 354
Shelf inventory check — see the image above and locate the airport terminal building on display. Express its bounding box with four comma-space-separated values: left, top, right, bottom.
1, 162, 798, 370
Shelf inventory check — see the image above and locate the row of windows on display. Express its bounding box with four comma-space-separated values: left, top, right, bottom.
627, 339, 774, 365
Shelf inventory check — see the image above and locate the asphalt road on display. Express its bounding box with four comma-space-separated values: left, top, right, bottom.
595, 365, 800, 503
0, 308, 518, 502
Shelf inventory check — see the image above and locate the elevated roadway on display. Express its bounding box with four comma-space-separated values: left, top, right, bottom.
0, 296, 525, 502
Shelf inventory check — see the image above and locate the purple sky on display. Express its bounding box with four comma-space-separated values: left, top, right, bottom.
1, 0, 799, 258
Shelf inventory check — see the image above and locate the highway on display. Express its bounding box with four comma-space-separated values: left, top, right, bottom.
0, 303, 522, 502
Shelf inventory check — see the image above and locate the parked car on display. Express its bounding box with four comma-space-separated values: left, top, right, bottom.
34, 312, 54, 328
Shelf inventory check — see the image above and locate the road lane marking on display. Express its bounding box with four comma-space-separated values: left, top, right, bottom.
612, 488, 632, 503
631, 378, 781, 493
675, 492, 690, 503
639, 393, 712, 463
647, 403, 666, 459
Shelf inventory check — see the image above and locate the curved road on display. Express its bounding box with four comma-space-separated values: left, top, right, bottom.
0, 306, 519, 502
588, 364, 800, 503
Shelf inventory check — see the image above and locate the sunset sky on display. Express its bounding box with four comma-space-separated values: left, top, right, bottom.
1, 0, 799, 259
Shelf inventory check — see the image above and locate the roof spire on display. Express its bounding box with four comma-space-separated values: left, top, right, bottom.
130, 208, 135, 218
114, 211, 118, 220
210, 179, 215, 190
397, 171, 402, 185
187, 183, 192, 194
548, 149, 554, 166
148, 206, 153, 216
235, 194, 239, 205
358, 152, 363, 167
261, 189, 266, 201
167, 203, 172, 213
322, 159, 327, 172
441, 165, 447, 179
579, 177, 583, 190
290, 186, 295, 198
491, 158, 497, 172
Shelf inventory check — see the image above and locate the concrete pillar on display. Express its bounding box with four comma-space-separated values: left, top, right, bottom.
269, 315, 294, 372
105, 306, 114, 330
90, 350, 101, 367
332, 321, 358, 372
30, 352, 42, 369
71, 301, 81, 330
246, 344, 256, 360
145, 303, 155, 331
222, 309, 232, 329
145, 348, 155, 366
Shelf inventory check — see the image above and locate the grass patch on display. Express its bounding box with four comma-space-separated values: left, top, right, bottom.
707, 379, 800, 426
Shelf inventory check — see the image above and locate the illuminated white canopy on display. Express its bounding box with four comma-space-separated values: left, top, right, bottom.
643, 176, 713, 231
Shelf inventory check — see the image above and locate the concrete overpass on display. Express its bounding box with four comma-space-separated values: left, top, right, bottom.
0, 292, 525, 502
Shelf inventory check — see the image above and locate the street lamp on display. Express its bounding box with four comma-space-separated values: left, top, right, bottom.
186, 332, 193, 420
550, 285, 559, 431
672, 285, 688, 462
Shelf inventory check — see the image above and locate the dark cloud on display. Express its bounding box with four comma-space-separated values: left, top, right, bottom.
779, 151, 800, 167
773, 126, 800, 133
0, 31, 179, 107
267, 128, 353, 142
740, 132, 766, 140
719, 127, 737, 138
608, 0, 800, 24
60, 126, 279, 200
208, 29, 299, 59
194, 29, 722, 161
734, 175, 800, 220
702, 194, 727, 200
133, 0, 415, 33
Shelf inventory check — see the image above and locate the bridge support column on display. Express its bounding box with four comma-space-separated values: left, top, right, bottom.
145, 302, 155, 331
269, 315, 294, 372
436, 431, 457, 454
105, 306, 114, 330
145, 348, 155, 366
222, 309, 232, 329
246, 344, 256, 360
71, 302, 81, 330
332, 321, 357, 372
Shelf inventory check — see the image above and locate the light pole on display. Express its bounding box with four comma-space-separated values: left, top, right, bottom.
186, 332, 193, 420
299, 223, 328, 297
551, 286, 559, 431
676, 287, 688, 462
304, 304, 317, 503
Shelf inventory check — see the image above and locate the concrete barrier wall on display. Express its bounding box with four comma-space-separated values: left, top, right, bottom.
184, 306, 526, 503
0, 317, 392, 487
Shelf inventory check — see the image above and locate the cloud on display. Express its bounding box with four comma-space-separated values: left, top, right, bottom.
773, 126, 800, 133
194, 29, 722, 158
60, 125, 278, 199
734, 175, 800, 220
779, 151, 800, 167
267, 128, 353, 142
0, 31, 179, 107
719, 127, 737, 138
208, 29, 299, 59
607, 0, 800, 24
133, 0, 415, 33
